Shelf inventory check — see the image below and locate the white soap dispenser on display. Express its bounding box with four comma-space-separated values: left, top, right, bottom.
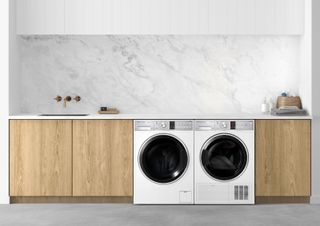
261, 97, 269, 114
267, 97, 274, 112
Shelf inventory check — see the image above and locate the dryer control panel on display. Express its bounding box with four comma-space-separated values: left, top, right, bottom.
195, 120, 254, 131
135, 120, 193, 131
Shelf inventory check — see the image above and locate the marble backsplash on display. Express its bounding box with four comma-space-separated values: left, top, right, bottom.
17, 35, 300, 114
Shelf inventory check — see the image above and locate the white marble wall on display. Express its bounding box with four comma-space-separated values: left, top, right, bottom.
17, 36, 300, 114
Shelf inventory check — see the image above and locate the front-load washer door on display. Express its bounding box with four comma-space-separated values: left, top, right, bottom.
139, 134, 189, 184
201, 134, 248, 181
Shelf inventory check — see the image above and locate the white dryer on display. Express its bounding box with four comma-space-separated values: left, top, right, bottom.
195, 120, 255, 204
134, 120, 194, 204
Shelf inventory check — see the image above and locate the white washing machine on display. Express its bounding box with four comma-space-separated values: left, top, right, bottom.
134, 120, 194, 204
195, 120, 255, 204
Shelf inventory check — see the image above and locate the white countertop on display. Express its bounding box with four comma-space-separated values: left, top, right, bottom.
8, 114, 313, 120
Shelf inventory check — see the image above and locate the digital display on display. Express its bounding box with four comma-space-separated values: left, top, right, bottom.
170, 121, 175, 130
230, 121, 236, 130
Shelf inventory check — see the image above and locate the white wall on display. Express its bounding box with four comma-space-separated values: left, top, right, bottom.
300, 0, 312, 113
311, 0, 320, 204
9, 0, 20, 115
0, 0, 10, 204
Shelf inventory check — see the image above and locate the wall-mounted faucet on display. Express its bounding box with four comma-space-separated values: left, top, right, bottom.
54, 95, 81, 108
64, 96, 72, 108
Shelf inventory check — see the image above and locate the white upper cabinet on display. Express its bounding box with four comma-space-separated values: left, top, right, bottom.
65, 0, 208, 34
274, 0, 304, 34
16, 0, 305, 35
208, 0, 304, 34
16, 0, 65, 34
65, 0, 109, 34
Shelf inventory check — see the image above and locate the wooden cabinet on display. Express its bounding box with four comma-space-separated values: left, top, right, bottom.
10, 119, 311, 200
10, 120, 72, 196
17, 0, 305, 35
16, 0, 65, 34
73, 120, 133, 196
256, 120, 311, 197
10, 119, 133, 199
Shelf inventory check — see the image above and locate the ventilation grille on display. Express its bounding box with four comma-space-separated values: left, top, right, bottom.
234, 185, 249, 200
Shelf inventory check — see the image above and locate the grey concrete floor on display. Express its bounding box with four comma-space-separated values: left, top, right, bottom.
0, 204, 319, 226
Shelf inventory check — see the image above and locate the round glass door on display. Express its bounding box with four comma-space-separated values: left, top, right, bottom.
201, 134, 248, 181
139, 135, 189, 183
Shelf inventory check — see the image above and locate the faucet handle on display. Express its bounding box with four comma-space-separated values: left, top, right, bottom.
74, 96, 81, 102
54, 96, 62, 102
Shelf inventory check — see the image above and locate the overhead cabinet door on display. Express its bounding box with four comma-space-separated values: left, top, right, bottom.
16, 0, 65, 34
17, 0, 304, 34
65, 0, 110, 34
65, 0, 208, 34
208, 0, 304, 34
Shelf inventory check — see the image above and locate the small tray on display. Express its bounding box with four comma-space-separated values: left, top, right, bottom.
98, 108, 119, 114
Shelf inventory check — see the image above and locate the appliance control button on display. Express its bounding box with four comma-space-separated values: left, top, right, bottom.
161, 122, 166, 128
221, 122, 227, 128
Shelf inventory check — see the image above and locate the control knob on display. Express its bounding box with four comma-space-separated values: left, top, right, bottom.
221, 121, 227, 128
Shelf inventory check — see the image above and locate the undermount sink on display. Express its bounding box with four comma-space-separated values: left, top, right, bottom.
38, 114, 89, 116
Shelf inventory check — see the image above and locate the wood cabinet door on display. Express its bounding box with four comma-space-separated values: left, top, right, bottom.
73, 120, 133, 196
10, 120, 72, 196
256, 120, 311, 196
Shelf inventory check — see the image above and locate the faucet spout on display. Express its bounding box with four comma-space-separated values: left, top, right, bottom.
64, 96, 72, 108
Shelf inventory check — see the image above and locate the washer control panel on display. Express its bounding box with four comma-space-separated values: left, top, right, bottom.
135, 120, 193, 131
195, 120, 254, 131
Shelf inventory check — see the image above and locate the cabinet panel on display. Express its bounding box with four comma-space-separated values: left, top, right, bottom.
209, 0, 304, 34
274, 0, 304, 34
255, 120, 281, 196
254, 0, 276, 34
18, 0, 304, 35
111, 0, 147, 34
73, 120, 133, 196
209, 0, 255, 34
256, 120, 311, 197
280, 120, 310, 196
65, 0, 208, 34
65, 0, 147, 34
169, 0, 208, 34
10, 120, 72, 196
16, 0, 65, 34
65, 0, 112, 34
